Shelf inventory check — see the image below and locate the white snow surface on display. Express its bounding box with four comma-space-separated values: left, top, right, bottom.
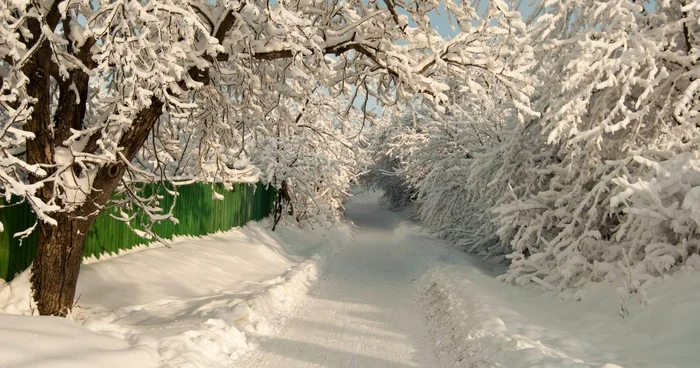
242, 191, 700, 368
419, 255, 700, 368
0, 314, 159, 368
411, 225, 700, 365
2, 191, 700, 367
240, 191, 440, 367
0, 222, 350, 368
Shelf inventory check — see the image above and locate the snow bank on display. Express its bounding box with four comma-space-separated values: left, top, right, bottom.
0, 270, 35, 314
0, 314, 159, 368
0, 222, 350, 368
418, 246, 700, 368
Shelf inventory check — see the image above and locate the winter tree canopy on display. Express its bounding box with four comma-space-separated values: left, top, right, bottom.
368, 0, 700, 313
0, 0, 535, 316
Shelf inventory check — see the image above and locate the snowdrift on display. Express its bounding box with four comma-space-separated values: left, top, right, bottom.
0, 314, 160, 368
419, 245, 700, 368
0, 222, 350, 368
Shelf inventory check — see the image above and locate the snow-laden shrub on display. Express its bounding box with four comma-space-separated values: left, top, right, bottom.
413, 75, 529, 256
493, 0, 700, 303
462, 121, 556, 257
361, 154, 416, 211
370, 68, 536, 255
377, 0, 700, 309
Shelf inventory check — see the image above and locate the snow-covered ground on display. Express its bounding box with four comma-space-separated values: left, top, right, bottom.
240, 191, 439, 367
406, 220, 700, 365
2, 191, 700, 368
419, 249, 700, 368
0, 314, 159, 368
0, 222, 350, 368
243, 191, 700, 368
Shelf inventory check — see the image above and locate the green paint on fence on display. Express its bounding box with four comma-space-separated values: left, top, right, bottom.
0, 182, 277, 281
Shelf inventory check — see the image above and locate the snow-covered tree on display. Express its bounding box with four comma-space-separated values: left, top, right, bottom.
362, 106, 428, 210
493, 0, 700, 302
365, 0, 537, 214
416, 70, 527, 253
375, 68, 529, 255
252, 94, 371, 225
374, 0, 699, 309
0, 0, 535, 315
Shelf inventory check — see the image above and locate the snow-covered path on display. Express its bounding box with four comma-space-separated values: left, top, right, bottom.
242, 197, 440, 368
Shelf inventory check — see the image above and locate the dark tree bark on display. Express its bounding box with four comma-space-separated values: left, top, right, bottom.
28, 97, 163, 316
31, 214, 93, 315
271, 180, 293, 231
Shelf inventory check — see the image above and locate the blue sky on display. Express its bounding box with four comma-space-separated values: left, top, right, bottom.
427, 0, 656, 37
427, 0, 538, 38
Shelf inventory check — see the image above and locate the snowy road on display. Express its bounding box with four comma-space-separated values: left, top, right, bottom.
241, 196, 441, 368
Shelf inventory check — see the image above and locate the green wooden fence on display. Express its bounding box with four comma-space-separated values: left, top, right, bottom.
0, 182, 277, 281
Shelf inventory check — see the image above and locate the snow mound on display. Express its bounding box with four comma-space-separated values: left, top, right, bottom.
420, 269, 615, 367
419, 253, 700, 368
0, 222, 351, 368
0, 270, 35, 315
0, 314, 159, 368
80, 224, 350, 368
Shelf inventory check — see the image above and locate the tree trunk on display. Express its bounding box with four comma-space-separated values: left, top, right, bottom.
31, 213, 96, 316
27, 97, 163, 316
19, 3, 164, 315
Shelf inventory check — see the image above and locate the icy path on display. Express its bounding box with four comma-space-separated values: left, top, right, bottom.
242, 198, 440, 368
